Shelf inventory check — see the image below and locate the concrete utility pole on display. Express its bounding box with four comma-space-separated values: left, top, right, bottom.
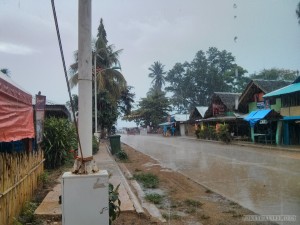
78, 0, 92, 160
62, 1, 109, 224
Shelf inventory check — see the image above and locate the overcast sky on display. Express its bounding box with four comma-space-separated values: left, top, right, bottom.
1, 0, 300, 126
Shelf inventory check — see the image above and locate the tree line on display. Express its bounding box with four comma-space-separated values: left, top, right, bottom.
128, 49, 299, 128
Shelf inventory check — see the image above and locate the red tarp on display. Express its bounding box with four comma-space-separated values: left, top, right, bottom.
0, 75, 35, 142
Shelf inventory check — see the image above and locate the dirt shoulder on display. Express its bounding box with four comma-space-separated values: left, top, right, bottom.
114, 143, 276, 225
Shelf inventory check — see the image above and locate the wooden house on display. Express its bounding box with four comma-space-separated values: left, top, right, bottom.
239, 80, 290, 144
264, 77, 300, 145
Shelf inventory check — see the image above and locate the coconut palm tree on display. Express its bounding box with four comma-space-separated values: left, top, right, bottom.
148, 61, 166, 92
68, 42, 126, 102
0, 68, 10, 77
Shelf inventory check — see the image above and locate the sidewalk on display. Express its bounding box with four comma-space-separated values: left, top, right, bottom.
35, 142, 141, 220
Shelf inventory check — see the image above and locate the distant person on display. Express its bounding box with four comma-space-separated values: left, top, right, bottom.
163, 125, 167, 136
171, 126, 175, 136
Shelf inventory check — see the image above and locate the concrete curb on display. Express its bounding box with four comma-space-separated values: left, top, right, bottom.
104, 144, 144, 214
118, 163, 166, 223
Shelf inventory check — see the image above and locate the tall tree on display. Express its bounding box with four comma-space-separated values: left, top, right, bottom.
165, 47, 247, 109
68, 18, 133, 133
128, 92, 171, 128
250, 68, 298, 81
148, 61, 166, 92
118, 86, 135, 116
96, 18, 108, 49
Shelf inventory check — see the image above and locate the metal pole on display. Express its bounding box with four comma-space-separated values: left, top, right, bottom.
78, 0, 92, 159
94, 54, 97, 133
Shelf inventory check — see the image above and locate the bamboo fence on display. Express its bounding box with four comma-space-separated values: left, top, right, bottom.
0, 150, 44, 225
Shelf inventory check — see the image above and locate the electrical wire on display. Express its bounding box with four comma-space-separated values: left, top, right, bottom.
50, 0, 84, 164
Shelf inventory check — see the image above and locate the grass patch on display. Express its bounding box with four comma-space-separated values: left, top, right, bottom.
223, 209, 236, 214
186, 207, 196, 214
184, 199, 203, 207
145, 193, 163, 204
162, 212, 181, 220
133, 172, 159, 188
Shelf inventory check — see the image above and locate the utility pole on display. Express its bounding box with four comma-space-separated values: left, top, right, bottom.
62, 1, 109, 224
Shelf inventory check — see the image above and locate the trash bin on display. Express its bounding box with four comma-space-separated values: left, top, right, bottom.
109, 135, 121, 154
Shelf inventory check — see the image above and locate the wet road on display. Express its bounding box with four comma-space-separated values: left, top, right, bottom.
121, 134, 300, 224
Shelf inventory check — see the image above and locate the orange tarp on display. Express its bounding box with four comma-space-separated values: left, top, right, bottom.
0, 76, 35, 142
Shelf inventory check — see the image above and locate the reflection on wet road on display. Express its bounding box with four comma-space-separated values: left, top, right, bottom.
121, 135, 300, 224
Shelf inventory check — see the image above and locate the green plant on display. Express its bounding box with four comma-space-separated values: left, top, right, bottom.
42, 118, 77, 169
16, 201, 41, 224
109, 183, 121, 225
162, 212, 181, 220
38, 171, 49, 188
92, 135, 99, 155
218, 124, 231, 143
133, 172, 159, 188
115, 150, 128, 161
195, 126, 201, 138
145, 193, 163, 204
186, 207, 196, 214
184, 199, 203, 207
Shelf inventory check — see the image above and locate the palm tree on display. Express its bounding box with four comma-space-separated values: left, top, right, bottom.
0, 68, 10, 77
68, 43, 127, 102
297, 2, 300, 24
148, 61, 166, 92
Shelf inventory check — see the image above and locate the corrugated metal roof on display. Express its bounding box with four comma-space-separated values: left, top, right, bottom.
263, 82, 300, 98
214, 92, 241, 110
195, 106, 208, 117
173, 114, 189, 122
252, 80, 291, 93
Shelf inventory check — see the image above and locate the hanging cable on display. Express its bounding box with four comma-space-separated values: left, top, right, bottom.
50, 0, 84, 164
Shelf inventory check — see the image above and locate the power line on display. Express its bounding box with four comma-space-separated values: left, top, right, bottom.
50, 0, 84, 162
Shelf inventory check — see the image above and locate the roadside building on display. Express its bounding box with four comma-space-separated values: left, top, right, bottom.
0, 71, 44, 225
239, 79, 291, 144
263, 77, 300, 145
189, 106, 208, 136
203, 92, 248, 138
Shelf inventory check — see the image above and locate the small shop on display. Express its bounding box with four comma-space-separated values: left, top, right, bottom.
244, 109, 282, 144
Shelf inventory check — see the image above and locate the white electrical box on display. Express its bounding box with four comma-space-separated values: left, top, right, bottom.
62, 170, 109, 225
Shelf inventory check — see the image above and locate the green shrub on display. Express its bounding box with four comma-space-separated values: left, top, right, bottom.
38, 171, 49, 188
115, 150, 128, 161
133, 172, 159, 188
15, 201, 41, 224
184, 199, 203, 207
92, 135, 99, 155
145, 193, 163, 204
42, 118, 77, 169
218, 124, 231, 143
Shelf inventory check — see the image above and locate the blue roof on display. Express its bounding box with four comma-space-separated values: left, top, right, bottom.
244, 109, 271, 127
263, 82, 300, 98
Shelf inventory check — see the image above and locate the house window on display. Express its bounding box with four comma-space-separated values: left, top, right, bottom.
282, 95, 290, 107
282, 92, 300, 107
